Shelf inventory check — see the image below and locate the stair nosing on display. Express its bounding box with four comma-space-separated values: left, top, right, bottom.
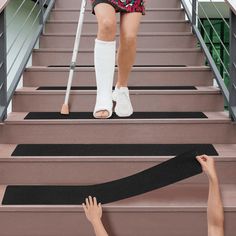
0, 205, 235, 212
33, 48, 202, 53
41, 32, 195, 36
14, 87, 221, 95
5, 117, 232, 125
46, 19, 190, 23
24, 66, 212, 72
0, 156, 234, 163
51, 8, 185, 12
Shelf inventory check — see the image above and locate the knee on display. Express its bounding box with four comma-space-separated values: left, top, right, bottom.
120, 34, 137, 48
98, 18, 116, 39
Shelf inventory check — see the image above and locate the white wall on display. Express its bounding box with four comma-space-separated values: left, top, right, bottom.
182, 0, 228, 19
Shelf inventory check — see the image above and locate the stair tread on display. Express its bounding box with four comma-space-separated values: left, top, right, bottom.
51, 8, 185, 12
15, 86, 220, 94
33, 48, 201, 52
25, 66, 212, 72
0, 144, 235, 160
42, 32, 195, 36
47, 19, 189, 23
0, 184, 236, 209
4, 111, 231, 124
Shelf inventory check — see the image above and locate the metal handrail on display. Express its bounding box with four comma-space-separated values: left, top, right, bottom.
192, 0, 230, 78
181, 0, 236, 121
226, 0, 236, 15
0, 0, 10, 14
0, 0, 55, 122
198, 2, 229, 57
209, 0, 230, 29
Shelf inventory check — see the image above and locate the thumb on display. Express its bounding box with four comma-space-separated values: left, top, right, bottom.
196, 156, 206, 168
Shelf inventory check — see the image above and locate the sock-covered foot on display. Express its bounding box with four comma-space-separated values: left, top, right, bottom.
112, 86, 133, 117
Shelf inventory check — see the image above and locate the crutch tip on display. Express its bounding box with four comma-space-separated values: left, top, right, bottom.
61, 104, 70, 115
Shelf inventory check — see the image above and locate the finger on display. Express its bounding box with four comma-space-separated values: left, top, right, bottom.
93, 197, 98, 206
82, 203, 87, 212
85, 197, 90, 207
98, 202, 102, 210
200, 155, 208, 162
98, 203, 102, 213
196, 156, 207, 170
196, 156, 204, 164
89, 196, 93, 206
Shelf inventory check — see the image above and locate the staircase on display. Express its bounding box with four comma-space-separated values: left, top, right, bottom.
0, 0, 236, 235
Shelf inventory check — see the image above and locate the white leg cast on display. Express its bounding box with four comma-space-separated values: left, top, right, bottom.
93, 38, 116, 119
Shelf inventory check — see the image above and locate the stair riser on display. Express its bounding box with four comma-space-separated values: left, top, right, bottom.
32, 50, 205, 66
40, 34, 197, 49
54, 0, 181, 9
0, 211, 234, 236
1, 123, 236, 144
0, 160, 234, 184
12, 93, 224, 112
45, 22, 191, 34
49, 10, 185, 21
23, 69, 213, 87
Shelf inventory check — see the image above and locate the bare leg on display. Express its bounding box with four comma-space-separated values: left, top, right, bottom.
94, 4, 117, 118
116, 12, 142, 88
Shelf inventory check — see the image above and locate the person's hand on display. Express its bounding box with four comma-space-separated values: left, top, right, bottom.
83, 196, 102, 225
196, 155, 218, 181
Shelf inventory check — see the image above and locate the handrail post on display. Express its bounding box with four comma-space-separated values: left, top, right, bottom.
229, 9, 236, 121
192, 0, 197, 26
39, 0, 44, 25
0, 8, 7, 122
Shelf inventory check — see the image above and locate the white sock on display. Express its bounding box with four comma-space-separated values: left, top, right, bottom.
93, 38, 116, 117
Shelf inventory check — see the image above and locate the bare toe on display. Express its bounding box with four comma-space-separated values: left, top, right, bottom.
95, 110, 110, 119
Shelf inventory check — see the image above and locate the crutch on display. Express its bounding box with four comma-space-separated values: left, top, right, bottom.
61, 0, 87, 115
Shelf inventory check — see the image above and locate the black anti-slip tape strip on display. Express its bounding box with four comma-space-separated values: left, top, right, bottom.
47, 65, 187, 68
37, 86, 197, 91
24, 112, 208, 120
11, 144, 218, 157
2, 150, 202, 205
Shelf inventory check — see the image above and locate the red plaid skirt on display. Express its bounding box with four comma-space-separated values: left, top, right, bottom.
90, 0, 146, 15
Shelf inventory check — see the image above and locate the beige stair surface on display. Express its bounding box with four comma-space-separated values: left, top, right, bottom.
40, 32, 197, 49
49, 8, 186, 21
0, 0, 235, 235
45, 20, 191, 33
32, 48, 204, 66
0, 185, 235, 236
23, 66, 214, 87
54, 0, 181, 9
0, 144, 236, 185
1, 111, 236, 144
12, 86, 224, 112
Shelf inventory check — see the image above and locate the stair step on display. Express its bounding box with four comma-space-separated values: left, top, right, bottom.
0, 184, 235, 236
10, 144, 218, 156
1, 112, 235, 144
23, 66, 214, 87
49, 8, 185, 21
54, 0, 181, 9
36, 86, 198, 90
45, 20, 191, 33
1, 144, 236, 185
32, 48, 204, 67
13, 87, 224, 112
49, 8, 186, 21
23, 112, 208, 120
40, 32, 197, 49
